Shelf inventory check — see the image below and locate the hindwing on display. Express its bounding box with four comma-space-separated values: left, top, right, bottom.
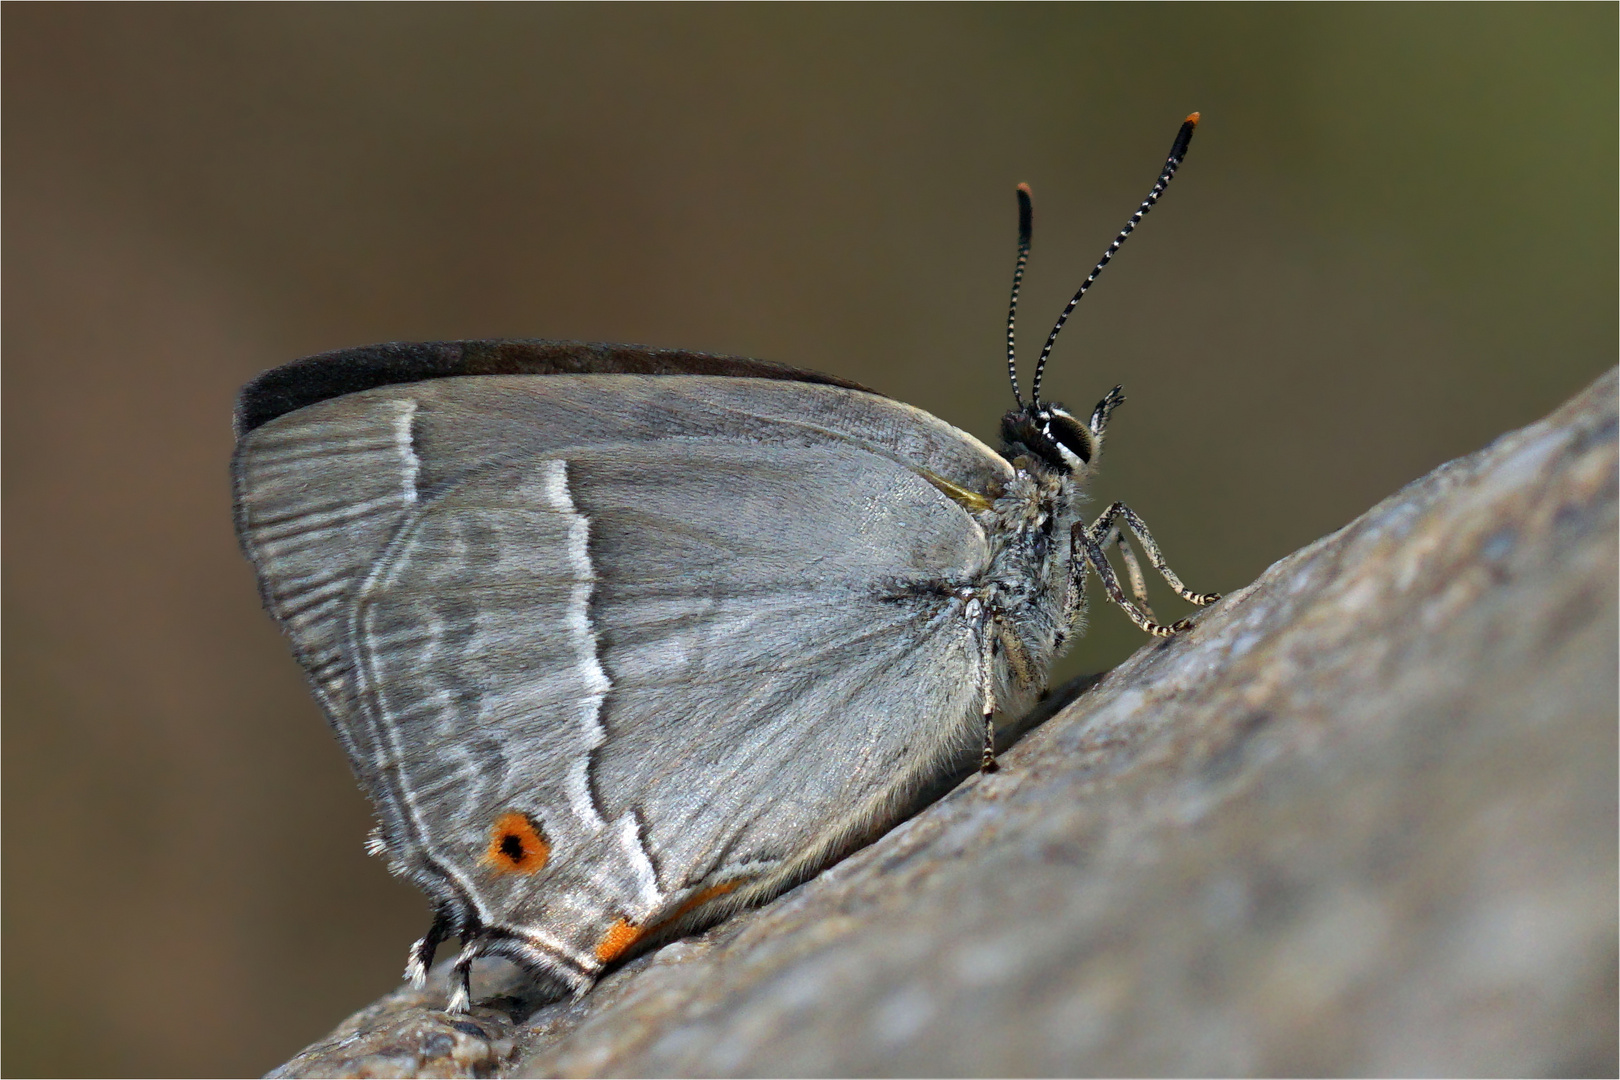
233, 368, 1009, 986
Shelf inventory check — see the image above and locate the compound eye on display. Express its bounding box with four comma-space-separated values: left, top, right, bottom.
1043, 408, 1094, 466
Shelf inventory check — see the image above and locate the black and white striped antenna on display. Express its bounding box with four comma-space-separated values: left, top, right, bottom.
1022, 112, 1199, 408
1004, 183, 1034, 408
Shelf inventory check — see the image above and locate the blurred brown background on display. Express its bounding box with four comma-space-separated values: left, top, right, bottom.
4, 6, 1614, 1076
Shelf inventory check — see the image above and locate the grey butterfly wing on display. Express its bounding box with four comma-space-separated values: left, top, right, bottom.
575, 439, 993, 910
233, 372, 1009, 987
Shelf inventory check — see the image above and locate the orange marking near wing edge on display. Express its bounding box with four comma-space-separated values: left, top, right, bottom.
593, 881, 745, 965
672, 879, 741, 920
595, 918, 644, 963
481, 811, 551, 875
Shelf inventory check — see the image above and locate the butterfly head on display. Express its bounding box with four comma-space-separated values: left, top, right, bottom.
999, 387, 1123, 477
999, 113, 1196, 478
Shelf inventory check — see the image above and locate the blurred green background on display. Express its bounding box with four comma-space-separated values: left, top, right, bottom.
4, 5, 1614, 1075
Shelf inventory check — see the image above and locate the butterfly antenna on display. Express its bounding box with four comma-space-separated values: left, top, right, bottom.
1030, 112, 1199, 407
1005, 183, 1034, 408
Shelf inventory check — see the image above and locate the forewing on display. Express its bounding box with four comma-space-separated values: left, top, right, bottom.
381, 372, 1012, 500
233, 374, 999, 978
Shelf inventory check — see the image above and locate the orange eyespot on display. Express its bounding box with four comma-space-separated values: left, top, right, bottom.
481, 811, 550, 875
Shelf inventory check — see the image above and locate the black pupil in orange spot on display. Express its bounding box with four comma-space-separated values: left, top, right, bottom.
500, 833, 525, 862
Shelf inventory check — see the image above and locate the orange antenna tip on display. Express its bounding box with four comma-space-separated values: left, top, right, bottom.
1185, 111, 1201, 125
1017, 181, 1033, 194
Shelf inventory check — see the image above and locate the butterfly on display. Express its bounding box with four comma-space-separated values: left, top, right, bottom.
232, 113, 1215, 1012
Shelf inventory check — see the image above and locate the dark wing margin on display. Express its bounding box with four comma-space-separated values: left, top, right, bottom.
234, 340, 879, 438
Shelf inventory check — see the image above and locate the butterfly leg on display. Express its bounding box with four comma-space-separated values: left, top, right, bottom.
1072, 518, 1191, 637
1099, 519, 1158, 622
445, 939, 481, 1014
1090, 502, 1221, 607
975, 606, 1043, 772
976, 619, 1000, 773
404, 907, 455, 988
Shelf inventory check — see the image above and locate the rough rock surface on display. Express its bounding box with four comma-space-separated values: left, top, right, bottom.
272, 371, 1618, 1078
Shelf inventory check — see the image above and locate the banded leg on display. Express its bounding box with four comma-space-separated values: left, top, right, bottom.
977, 610, 1044, 772
404, 907, 455, 987
977, 621, 1000, 773
445, 940, 480, 1014
1089, 502, 1221, 606
1100, 520, 1157, 621
1074, 524, 1187, 636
